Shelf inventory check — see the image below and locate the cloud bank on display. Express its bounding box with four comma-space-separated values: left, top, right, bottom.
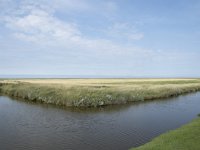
0, 0, 199, 77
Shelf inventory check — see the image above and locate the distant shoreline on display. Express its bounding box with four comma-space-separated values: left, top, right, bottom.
1, 75, 200, 79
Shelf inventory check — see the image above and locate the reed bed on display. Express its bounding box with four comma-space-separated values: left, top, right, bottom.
0, 79, 200, 107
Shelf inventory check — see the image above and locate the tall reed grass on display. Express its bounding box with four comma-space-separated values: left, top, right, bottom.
0, 79, 200, 107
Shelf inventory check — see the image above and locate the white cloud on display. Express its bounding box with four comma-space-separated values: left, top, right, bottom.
0, 0, 199, 77
5, 9, 81, 42
2, 1, 145, 56
1, 0, 150, 61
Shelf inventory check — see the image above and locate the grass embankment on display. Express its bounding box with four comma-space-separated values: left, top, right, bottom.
0, 79, 200, 107
131, 117, 200, 150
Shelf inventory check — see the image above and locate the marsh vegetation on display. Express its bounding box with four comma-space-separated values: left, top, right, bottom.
0, 79, 200, 107
131, 117, 200, 150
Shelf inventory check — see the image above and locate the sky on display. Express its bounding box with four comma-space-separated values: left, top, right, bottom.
0, 0, 200, 77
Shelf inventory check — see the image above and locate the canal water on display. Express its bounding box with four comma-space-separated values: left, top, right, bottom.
0, 93, 200, 150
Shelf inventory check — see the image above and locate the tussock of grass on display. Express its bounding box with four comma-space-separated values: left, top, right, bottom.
0, 79, 200, 107
131, 118, 200, 150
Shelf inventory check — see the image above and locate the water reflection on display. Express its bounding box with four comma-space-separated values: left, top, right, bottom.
0, 93, 200, 150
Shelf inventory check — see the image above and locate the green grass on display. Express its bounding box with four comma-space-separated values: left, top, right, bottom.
0, 79, 200, 107
131, 117, 200, 150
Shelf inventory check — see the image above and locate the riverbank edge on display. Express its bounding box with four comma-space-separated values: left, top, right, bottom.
131, 117, 200, 150
0, 81, 200, 107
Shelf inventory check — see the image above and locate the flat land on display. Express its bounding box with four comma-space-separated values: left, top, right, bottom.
0, 78, 200, 107
131, 117, 200, 150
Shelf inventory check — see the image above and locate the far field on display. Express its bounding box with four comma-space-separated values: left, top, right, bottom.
0, 78, 200, 107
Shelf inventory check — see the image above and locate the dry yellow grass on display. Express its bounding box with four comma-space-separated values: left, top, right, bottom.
0, 78, 200, 107
6, 78, 197, 84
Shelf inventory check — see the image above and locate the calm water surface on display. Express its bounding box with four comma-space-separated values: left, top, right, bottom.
0, 93, 200, 150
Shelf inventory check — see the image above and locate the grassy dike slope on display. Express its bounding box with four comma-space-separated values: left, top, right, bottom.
0, 79, 200, 107
131, 117, 200, 150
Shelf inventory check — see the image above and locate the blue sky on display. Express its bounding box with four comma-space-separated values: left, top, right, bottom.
0, 0, 200, 77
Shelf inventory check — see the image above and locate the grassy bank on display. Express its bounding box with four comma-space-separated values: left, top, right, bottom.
0, 79, 200, 107
131, 117, 200, 150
